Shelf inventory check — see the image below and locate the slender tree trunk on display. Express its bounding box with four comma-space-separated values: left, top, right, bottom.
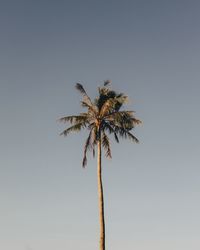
97, 138, 105, 250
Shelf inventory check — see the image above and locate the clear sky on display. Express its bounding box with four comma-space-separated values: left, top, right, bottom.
0, 0, 200, 249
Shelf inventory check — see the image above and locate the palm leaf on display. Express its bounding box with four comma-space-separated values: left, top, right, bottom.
76, 83, 95, 111
100, 98, 118, 117
104, 80, 111, 86
76, 83, 87, 95
59, 114, 88, 124
102, 132, 112, 158
82, 130, 93, 167
109, 123, 139, 143
60, 123, 86, 136
131, 117, 142, 125
81, 101, 98, 115
127, 131, 139, 143
82, 127, 98, 167
105, 111, 134, 121
95, 87, 119, 111
101, 121, 119, 143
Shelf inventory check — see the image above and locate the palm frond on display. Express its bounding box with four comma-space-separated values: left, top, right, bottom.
82, 130, 93, 167
81, 101, 98, 115
116, 94, 128, 103
108, 123, 139, 143
114, 132, 119, 143
97, 89, 128, 113
76, 83, 95, 111
106, 111, 141, 131
101, 121, 119, 143
113, 94, 128, 111
93, 148, 95, 157
127, 131, 139, 143
95, 88, 119, 111
100, 98, 117, 117
60, 123, 86, 136
102, 132, 112, 158
82, 126, 98, 167
132, 117, 142, 125
59, 114, 88, 124
76, 83, 87, 95
105, 111, 134, 121
104, 80, 111, 86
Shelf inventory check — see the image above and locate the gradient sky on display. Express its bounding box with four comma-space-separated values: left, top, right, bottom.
0, 0, 200, 249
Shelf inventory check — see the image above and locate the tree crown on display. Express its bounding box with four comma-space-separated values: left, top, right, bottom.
59, 82, 141, 167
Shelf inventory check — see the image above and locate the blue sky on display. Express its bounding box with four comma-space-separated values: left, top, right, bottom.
0, 1, 200, 249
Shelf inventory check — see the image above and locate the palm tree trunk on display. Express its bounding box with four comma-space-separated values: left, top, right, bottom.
97, 138, 105, 250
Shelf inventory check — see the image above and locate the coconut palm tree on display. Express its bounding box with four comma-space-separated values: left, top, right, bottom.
59, 82, 141, 250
